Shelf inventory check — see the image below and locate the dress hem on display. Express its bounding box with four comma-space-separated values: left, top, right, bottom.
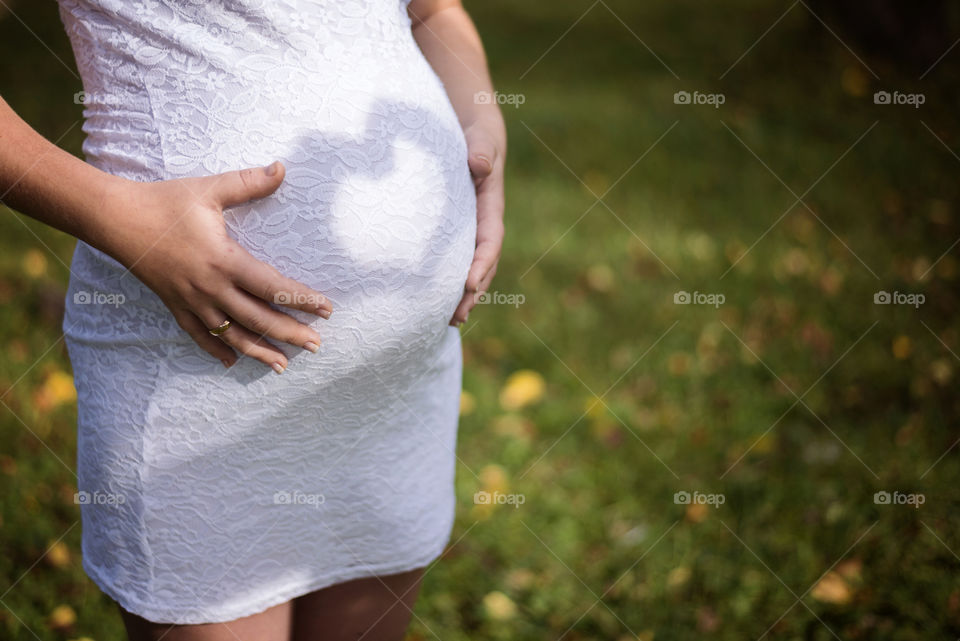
82, 532, 451, 625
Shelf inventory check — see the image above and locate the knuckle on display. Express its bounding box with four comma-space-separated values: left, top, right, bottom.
275, 320, 305, 345
219, 245, 246, 273
243, 314, 271, 336
238, 168, 256, 191
191, 280, 221, 301
171, 310, 190, 330
214, 331, 240, 349
260, 283, 281, 305
226, 335, 259, 358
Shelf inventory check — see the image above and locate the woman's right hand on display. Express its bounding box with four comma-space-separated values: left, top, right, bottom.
94, 161, 331, 373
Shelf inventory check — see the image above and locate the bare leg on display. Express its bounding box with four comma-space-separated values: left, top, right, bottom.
291, 568, 425, 641
118, 600, 292, 641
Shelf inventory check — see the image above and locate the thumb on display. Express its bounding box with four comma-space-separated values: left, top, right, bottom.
209, 161, 285, 209
465, 132, 496, 180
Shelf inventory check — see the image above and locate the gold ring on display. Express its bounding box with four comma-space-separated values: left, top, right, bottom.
208, 319, 232, 336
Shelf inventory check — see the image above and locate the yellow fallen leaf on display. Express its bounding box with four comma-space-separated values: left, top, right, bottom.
685, 502, 708, 523
49, 604, 76, 630
498, 370, 545, 411
34, 370, 77, 414
685, 232, 716, 262
835, 558, 862, 582
505, 568, 535, 591
931, 359, 953, 386
841, 66, 869, 97
585, 263, 615, 293
810, 571, 852, 605
583, 395, 606, 420
892, 335, 912, 360
913, 257, 932, 281
459, 391, 476, 416
482, 591, 517, 621
479, 464, 508, 494
491, 415, 534, 442
46, 540, 71, 569
23, 250, 48, 278
781, 248, 809, 276
666, 566, 691, 590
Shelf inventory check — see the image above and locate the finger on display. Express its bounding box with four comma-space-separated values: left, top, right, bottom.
207, 161, 286, 209
216, 286, 324, 352
465, 135, 497, 181
463, 238, 501, 293
475, 170, 505, 230
449, 254, 502, 326
477, 262, 498, 294
172, 309, 238, 368
466, 179, 504, 292
449, 294, 472, 326
230, 251, 333, 316
195, 306, 291, 373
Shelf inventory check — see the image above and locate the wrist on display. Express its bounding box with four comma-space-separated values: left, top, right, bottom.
463, 112, 506, 149
77, 172, 138, 255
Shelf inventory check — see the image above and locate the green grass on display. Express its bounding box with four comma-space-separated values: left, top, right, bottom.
2, 0, 960, 639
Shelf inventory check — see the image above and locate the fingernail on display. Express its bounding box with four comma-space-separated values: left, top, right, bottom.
264, 161, 279, 176
318, 308, 332, 320
303, 341, 320, 353
272, 362, 285, 374
221, 359, 232, 369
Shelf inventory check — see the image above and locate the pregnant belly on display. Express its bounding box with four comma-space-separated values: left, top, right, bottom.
219, 99, 477, 355
71, 46, 477, 352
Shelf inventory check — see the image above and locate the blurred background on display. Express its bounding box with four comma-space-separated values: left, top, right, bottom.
2, 1, 960, 639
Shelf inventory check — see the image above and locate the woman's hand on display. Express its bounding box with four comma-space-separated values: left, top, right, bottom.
450, 121, 505, 326
96, 162, 332, 372
404, 1, 505, 326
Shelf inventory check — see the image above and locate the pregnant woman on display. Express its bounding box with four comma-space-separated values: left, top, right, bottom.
0, 0, 505, 638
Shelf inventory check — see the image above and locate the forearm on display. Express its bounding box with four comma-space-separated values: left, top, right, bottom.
411, 5, 505, 144
0, 96, 125, 247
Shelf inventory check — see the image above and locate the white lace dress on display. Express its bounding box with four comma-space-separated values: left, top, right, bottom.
57, 0, 476, 625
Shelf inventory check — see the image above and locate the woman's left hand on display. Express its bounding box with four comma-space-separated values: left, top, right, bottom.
450, 121, 505, 326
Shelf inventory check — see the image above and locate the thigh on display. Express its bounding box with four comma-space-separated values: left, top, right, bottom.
292, 568, 426, 641
118, 600, 292, 641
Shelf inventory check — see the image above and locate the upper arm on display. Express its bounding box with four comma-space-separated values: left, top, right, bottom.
407, 0, 462, 27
